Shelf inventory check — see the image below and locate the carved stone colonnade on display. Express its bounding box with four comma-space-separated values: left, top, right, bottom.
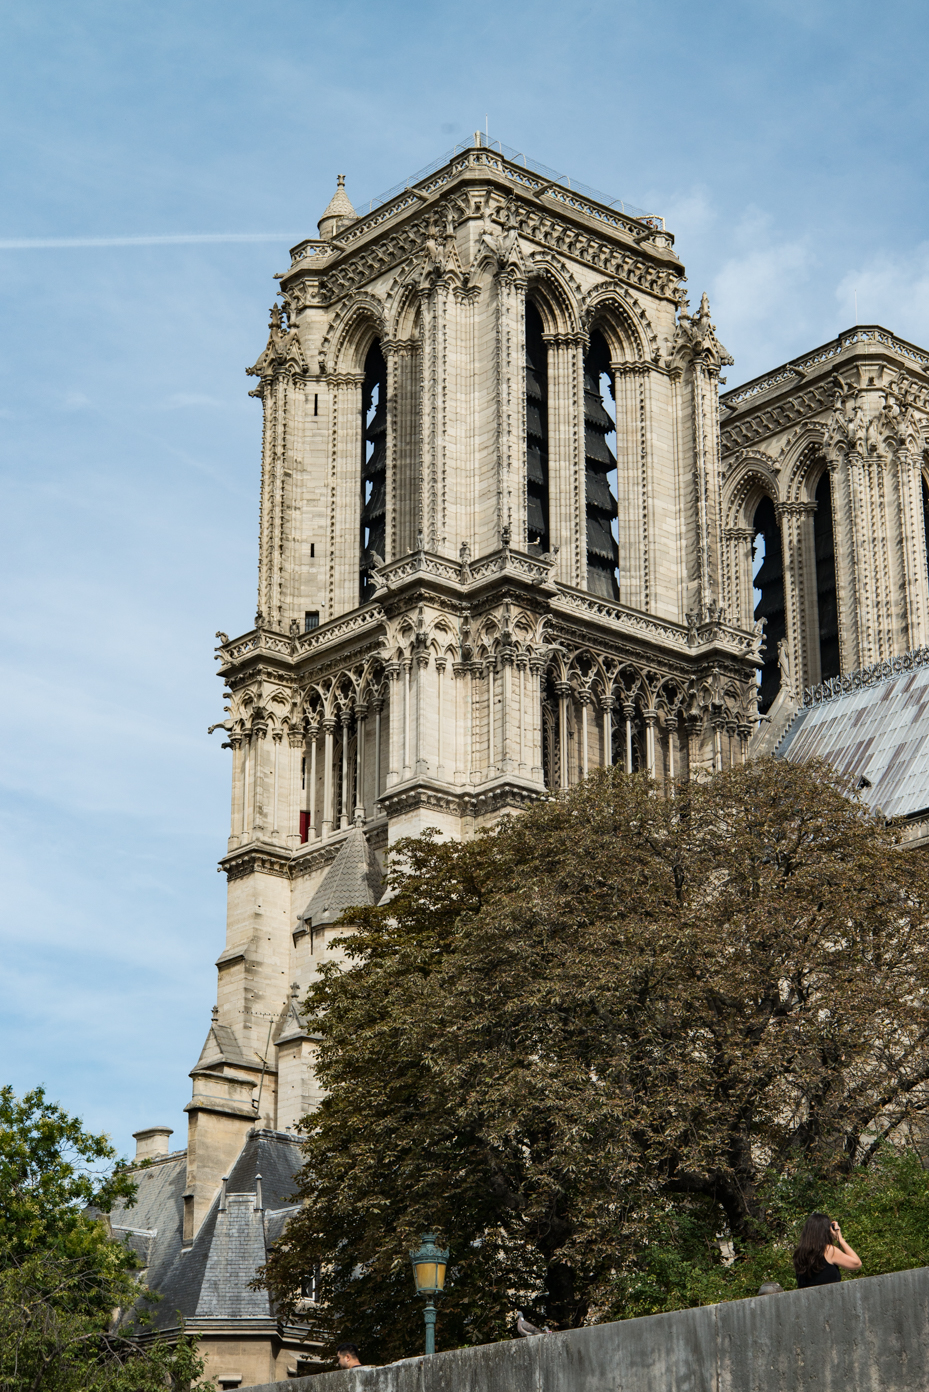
222, 630, 755, 855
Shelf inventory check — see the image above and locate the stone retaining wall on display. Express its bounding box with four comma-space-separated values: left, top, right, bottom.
248, 1266, 929, 1392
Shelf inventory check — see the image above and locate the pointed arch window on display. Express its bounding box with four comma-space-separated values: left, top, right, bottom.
922, 474, 929, 590
525, 301, 550, 552
583, 331, 619, 599
752, 496, 785, 713
814, 469, 840, 682
360, 342, 387, 603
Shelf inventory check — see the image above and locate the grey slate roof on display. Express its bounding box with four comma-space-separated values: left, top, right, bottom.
298, 826, 382, 926
109, 1149, 188, 1295
193, 1018, 257, 1072
778, 661, 929, 820
108, 1129, 303, 1330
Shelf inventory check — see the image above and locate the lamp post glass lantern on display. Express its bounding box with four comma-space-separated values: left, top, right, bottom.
409, 1233, 449, 1355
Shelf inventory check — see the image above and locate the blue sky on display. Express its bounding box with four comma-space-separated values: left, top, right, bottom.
2, 0, 928, 1156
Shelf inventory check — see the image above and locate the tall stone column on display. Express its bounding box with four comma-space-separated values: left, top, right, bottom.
328, 374, 365, 617
270, 730, 282, 838
601, 695, 614, 769
722, 527, 756, 630
417, 279, 451, 554
779, 501, 818, 691
643, 709, 658, 777
823, 454, 862, 672
372, 694, 384, 806
487, 660, 497, 777
435, 659, 447, 780
249, 716, 267, 837
547, 334, 585, 587
249, 306, 310, 628
354, 702, 367, 822
340, 707, 352, 829
896, 449, 929, 651
229, 733, 244, 848
623, 701, 635, 774
321, 716, 336, 837
577, 689, 592, 778
385, 663, 402, 789
529, 658, 545, 784
287, 726, 303, 848
555, 681, 572, 788
305, 719, 319, 841
666, 715, 678, 784
414, 651, 430, 775
494, 267, 527, 550
453, 661, 473, 786
671, 297, 732, 622
613, 363, 652, 612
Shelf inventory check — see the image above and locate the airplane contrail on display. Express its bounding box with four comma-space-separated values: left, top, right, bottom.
0, 233, 298, 249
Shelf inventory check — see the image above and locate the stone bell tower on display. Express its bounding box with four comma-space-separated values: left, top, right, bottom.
183, 136, 758, 1234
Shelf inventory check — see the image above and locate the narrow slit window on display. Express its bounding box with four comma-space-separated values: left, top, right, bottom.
360, 342, 387, 603
583, 331, 619, 600
752, 496, 785, 713
814, 469, 840, 682
525, 301, 550, 553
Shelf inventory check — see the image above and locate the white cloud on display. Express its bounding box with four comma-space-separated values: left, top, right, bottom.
836, 243, 929, 341
710, 207, 813, 340
163, 391, 227, 409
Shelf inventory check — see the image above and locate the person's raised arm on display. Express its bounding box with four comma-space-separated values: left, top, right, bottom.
826, 1222, 861, 1271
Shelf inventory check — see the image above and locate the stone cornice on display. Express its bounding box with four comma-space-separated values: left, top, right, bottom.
220, 844, 292, 882
377, 776, 544, 822
721, 325, 929, 416
280, 159, 679, 309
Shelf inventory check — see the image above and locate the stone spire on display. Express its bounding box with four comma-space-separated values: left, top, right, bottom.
317, 173, 356, 241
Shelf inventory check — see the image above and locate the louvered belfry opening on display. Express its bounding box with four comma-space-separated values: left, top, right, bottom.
922, 475, 929, 589
752, 495, 786, 713
525, 301, 550, 552
583, 331, 619, 599
814, 468, 840, 682
360, 341, 387, 603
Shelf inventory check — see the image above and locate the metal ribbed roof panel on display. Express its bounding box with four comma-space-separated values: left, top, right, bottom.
777, 665, 929, 820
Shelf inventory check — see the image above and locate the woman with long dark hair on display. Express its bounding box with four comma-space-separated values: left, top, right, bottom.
792, 1213, 862, 1288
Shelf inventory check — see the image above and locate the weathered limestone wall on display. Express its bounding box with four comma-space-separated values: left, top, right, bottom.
244, 1266, 929, 1392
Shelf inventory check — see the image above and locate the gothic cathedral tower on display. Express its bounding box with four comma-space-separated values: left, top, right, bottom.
188, 138, 759, 1238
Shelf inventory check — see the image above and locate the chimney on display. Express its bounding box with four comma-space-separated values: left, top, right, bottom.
132, 1126, 174, 1162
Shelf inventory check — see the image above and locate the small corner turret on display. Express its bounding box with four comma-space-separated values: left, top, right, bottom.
317, 173, 356, 241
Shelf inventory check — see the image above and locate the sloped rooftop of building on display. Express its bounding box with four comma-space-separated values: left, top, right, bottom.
777, 652, 929, 821
108, 1128, 303, 1331
298, 826, 382, 927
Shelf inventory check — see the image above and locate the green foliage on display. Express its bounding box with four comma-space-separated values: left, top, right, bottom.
0, 1085, 136, 1263
0, 1087, 206, 1392
261, 760, 929, 1364
616, 1146, 929, 1316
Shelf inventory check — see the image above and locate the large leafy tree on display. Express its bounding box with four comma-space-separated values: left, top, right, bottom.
261, 759, 929, 1362
0, 1086, 205, 1391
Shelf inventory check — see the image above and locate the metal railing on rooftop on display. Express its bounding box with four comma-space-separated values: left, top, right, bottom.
359, 133, 654, 222
722, 326, 929, 411
804, 647, 929, 706
288, 134, 664, 264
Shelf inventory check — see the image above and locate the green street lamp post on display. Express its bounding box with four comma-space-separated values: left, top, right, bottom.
409, 1233, 449, 1356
